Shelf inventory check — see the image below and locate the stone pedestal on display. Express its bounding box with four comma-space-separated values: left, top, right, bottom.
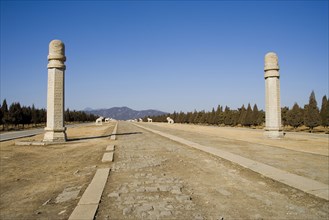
43, 40, 67, 142
264, 52, 283, 139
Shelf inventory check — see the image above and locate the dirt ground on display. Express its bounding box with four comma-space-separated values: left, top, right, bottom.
0, 121, 328, 219
147, 123, 328, 156
0, 122, 116, 220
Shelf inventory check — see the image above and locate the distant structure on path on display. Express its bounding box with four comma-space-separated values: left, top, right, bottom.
264, 52, 284, 138
167, 117, 174, 124
96, 117, 104, 125
43, 40, 67, 142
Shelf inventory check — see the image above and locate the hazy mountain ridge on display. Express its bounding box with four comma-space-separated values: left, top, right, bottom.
84, 106, 167, 120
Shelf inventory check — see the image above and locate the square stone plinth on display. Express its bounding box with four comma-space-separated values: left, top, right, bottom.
264, 130, 284, 139
43, 130, 67, 142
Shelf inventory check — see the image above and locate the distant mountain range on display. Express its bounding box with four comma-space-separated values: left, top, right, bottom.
84, 106, 167, 120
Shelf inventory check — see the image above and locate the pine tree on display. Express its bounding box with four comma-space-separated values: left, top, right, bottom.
172, 111, 178, 122
223, 106, 231, 126
281, 106, 289, 127
238, 105, 247, 126
244, 103, 253, 127
257, 110, 265, 126
186, 112, 192, 124
193, 111, 201, 124
21, 106, 32, 128
9, 102, 23, 128
1, 99, 9, 129
65, 108, 73, 122
287, 103, 303, 129
304, 91, 321, 132
31, 104, 38, 126
208, 108, 216, 125
251, 104, 259, 126
216, 105, 224, 125
178, 111, 187, 123
188, 111, 197, 124
40, 108, 47, 123
199, 110, 207, 124
232, 110, 240, 126
320, 95, 329, 127
0, 103, 2, 129
175, 112, 181, 123
223, 106, 236, 126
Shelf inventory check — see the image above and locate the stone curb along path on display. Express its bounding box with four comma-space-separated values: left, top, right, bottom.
134, 123, 329, 201
69, 122, 118, 220
111, 122, 118, 140
68, 168, 110, 220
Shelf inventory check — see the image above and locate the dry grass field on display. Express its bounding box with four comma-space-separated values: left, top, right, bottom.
0, 122, 116, 219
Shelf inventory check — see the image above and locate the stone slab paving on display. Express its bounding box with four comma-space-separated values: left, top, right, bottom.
55, 186, 82, 203
96, 123, 208, 219
102, 152, 114, 162
135, 123, 329, 201
106, 145, 115, 151
95, 122, 329, 219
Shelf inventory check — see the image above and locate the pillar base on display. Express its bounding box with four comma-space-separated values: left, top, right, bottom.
264, 129, 284, 139
43, 128, 67, 142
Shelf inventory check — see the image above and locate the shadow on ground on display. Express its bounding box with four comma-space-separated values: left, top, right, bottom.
67, 132, 142, 142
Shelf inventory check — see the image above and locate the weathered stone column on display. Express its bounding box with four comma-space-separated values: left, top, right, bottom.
264, 52, 284, 138
43, 40, 67, 142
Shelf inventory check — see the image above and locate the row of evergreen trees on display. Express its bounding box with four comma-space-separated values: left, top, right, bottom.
0, 99, 98, 130
281, 92, 329, 130
146, 91, 329, 131
146, 104, 265, 127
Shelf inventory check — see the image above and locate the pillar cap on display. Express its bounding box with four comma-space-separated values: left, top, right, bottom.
48, 40, 66, 69
264, 52, 279, 71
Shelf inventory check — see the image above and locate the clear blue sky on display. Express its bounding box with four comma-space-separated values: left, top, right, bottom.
1, 0, 328, 113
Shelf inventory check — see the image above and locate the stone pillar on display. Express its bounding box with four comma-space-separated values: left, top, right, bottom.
43, 40, 67, 142
264, 52, 283, 138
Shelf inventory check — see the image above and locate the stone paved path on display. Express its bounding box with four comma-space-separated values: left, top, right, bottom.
95, 122, 328, 219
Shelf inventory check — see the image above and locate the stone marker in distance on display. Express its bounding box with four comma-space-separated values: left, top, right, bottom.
43, 40, 67, 142
264, 52, 284, 139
